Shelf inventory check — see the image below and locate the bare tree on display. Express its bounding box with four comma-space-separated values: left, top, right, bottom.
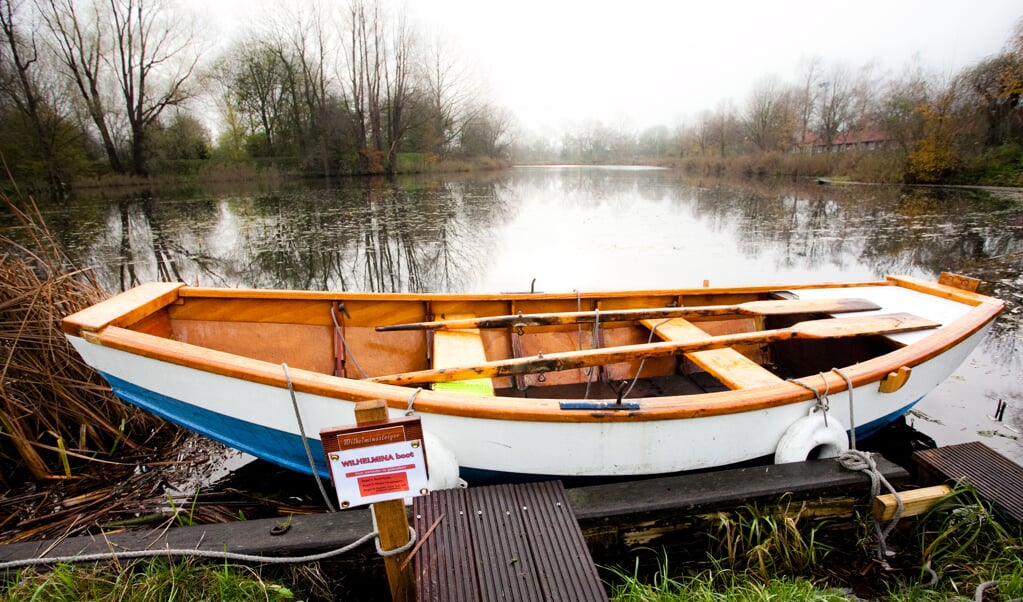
460, 103, 512, 158
108, 0, 202, 175
343, 0, 385, 171
39, 0, 201, 175
815, 61, 874, 150
215, 38, 289, 155
792, 55, 822, 151
711, 100, 738, 158
420, 33, 481, 159
742, 75, 792, 152
0, 0, 65, 185
876, 59, 932, 154
39, 0, 124, 172
384, 10, 415, 174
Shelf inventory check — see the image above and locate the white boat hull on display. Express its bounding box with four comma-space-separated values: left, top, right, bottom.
67, 315, 991, 482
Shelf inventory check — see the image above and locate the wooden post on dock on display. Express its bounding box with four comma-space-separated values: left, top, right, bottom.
354, 400, 414, 602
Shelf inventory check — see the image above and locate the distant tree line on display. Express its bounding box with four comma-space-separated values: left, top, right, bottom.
2, 0, 1021, 187
517, 20, 1023, 185
0, 0, 512, 186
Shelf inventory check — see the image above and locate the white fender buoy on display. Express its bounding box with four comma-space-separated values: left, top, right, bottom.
774, 409, 849, 464
423, 431, 465, 491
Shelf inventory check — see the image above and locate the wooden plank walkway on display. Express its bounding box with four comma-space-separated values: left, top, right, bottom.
413, 480, 608, 602
0, 456, 909, 568
913, 441, 1023, 523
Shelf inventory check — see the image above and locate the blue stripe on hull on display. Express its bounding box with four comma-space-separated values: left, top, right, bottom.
101, 372, 921, 484
102, 373, 331, 478
853, 399, 921, 440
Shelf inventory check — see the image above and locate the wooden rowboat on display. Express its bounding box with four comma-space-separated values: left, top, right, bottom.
61, 273, 1002, 487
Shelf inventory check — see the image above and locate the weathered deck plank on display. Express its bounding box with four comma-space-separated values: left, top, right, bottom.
413, 481, 607, 602
0, 456, 908, 578
913, 441, 1023, 523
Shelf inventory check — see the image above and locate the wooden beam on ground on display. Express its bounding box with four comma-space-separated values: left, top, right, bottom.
872, 484, 953, 521
0, 456, 909, 572
566, 456, 909, 551
0, 509, 375, 565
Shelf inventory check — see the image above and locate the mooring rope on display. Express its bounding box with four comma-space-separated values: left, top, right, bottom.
282, 363, 337, 513
0, 529, 382, 570
829, 367, 903, 567
583, 307, 600, 399
0, 520, 418, 570
331, 304, 368, 378
619, 318, 670, 400
371, 507, 419, 558
785, 375, 831, 426
405, 387, 422, 416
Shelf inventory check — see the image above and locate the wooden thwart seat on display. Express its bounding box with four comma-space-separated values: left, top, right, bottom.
640, 317, 784, 390
432, 314, 495, 395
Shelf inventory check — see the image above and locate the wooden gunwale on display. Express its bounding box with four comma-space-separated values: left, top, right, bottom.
60, 281, 184, 336
62, 277, 1003, 423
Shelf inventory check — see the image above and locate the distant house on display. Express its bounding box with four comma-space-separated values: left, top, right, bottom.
792, 128, 890, 153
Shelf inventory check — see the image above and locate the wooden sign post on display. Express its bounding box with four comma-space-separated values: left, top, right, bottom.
325, 400, 415, 602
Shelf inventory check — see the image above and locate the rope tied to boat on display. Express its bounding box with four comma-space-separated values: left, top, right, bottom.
405, 387, 422, 416
786, 373, 831, 427
830, 367, 903, 569
617, 318, 671, 402
282, 363, 337, 513
331, 303, 368, 379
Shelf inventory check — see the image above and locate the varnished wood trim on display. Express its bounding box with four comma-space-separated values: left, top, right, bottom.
886, 275, 991, 306
878, 366, 912, 393
61, 282, 184, 336
70, 276, 1002, 424
176, 280, 894, 303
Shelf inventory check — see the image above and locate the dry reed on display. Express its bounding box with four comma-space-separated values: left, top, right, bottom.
0, 188, 164, 484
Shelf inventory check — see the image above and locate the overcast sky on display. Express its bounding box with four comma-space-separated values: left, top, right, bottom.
201, 0, 1021, 134
406, 0, 1021, 132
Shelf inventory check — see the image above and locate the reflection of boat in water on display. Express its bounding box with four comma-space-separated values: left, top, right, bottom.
62, 273, 1001, 487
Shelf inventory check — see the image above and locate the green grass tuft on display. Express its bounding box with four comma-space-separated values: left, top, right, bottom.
0, 558, 296, 602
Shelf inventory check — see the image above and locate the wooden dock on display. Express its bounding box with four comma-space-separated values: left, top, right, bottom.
0, 455, 910, 599
913, 441, 1023, 523
413, 480, 607, 602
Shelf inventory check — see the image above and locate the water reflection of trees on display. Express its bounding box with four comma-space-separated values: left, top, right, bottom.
689, 179, 1023, 362
690, 180, 1023, 287
69, 177, 511, 294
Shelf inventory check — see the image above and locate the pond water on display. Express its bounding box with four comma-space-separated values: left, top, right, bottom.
16, 166, 1023, 463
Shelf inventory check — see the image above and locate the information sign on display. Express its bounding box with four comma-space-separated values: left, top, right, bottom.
320, 416, 429, 508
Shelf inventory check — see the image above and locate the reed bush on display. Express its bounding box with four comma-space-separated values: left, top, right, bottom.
0, 189, 164, 483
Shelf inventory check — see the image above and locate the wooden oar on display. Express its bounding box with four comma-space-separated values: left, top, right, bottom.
368, 312, 939, 386
374, 297, 882, 332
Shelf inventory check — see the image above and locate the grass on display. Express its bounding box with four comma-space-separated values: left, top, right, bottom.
0, 559, 297, 602
608, 554, 852, 602
607, 484, 1023, 602
709, 497, 833, 581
